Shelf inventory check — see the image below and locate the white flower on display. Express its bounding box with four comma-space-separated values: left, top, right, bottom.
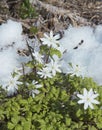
32, 80, 42, 88
29, 80, 42, 98
32, 51, 44, 64
67, 63, 87, 77
46, 59, 61, 76
30, 89, 40, 98
13, 67, 22, 76
77, 88, 100, 110
37, 67, 52, 79
3, 75, 22, 96
40, 30, 60, 49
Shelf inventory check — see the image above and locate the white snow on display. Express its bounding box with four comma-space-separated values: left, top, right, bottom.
0, 20, 30, 94
60, 25, 102, 85
0, 20, 22, 47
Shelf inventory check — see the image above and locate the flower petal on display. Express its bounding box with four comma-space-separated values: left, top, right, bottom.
77, 94, 84, 99
92, 93, 99, 98
84, 102, 89, 110
83, 88, 88, 96
50, 30, 53, 38
88, 88, 93, 96
78, 100, 84, 104
44, 33, 49, 39
54, 34, 60, 40
89, 103, 94, 109
91, 99, 100, 104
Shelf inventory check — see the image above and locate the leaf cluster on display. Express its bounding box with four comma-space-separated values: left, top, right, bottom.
0, 75, 102, 130
19, 0, 38, 19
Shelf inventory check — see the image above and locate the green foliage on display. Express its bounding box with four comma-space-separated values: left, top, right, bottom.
30, 26, 38, 35
40, 45, 61, 57
20, 0, 38, 19
50, 47, 62, 58
0, 75, 102, 130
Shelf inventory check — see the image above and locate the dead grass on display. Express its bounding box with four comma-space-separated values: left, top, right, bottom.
0, 0, 102, 35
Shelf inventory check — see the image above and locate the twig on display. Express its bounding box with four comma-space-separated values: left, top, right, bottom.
7, 0, 21, 4
26, 39, 34, 60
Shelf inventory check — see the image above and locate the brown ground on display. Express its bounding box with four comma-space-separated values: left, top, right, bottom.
0, 0, 102, 36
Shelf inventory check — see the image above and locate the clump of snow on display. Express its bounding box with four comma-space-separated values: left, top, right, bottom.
0, 20, 31, 94
60, 25, 102, 85
94, 25, 102, 43
0, 48, 18, 79
0, 20, 22, 47
60, 26, 99, 51
87, 46, 102, 85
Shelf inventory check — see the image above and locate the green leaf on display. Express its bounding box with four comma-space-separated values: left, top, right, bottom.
76, 109, 82, 118
0, 109, 4, 120
26, 61, 35, 68
20, 0, 37, 19
7, 122, 15, 130
50, 48, 62, 58
11, 116, 20, 124
30, 26, 38, 34
65, 118, 71, 126
15, 125, 23, 130
23, 121, 31, 130
60, 90, 68, 101
97, 122, 102, 129
19, 99, 28, 106
88, 125, 97, 130
26, 112, 32, 120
